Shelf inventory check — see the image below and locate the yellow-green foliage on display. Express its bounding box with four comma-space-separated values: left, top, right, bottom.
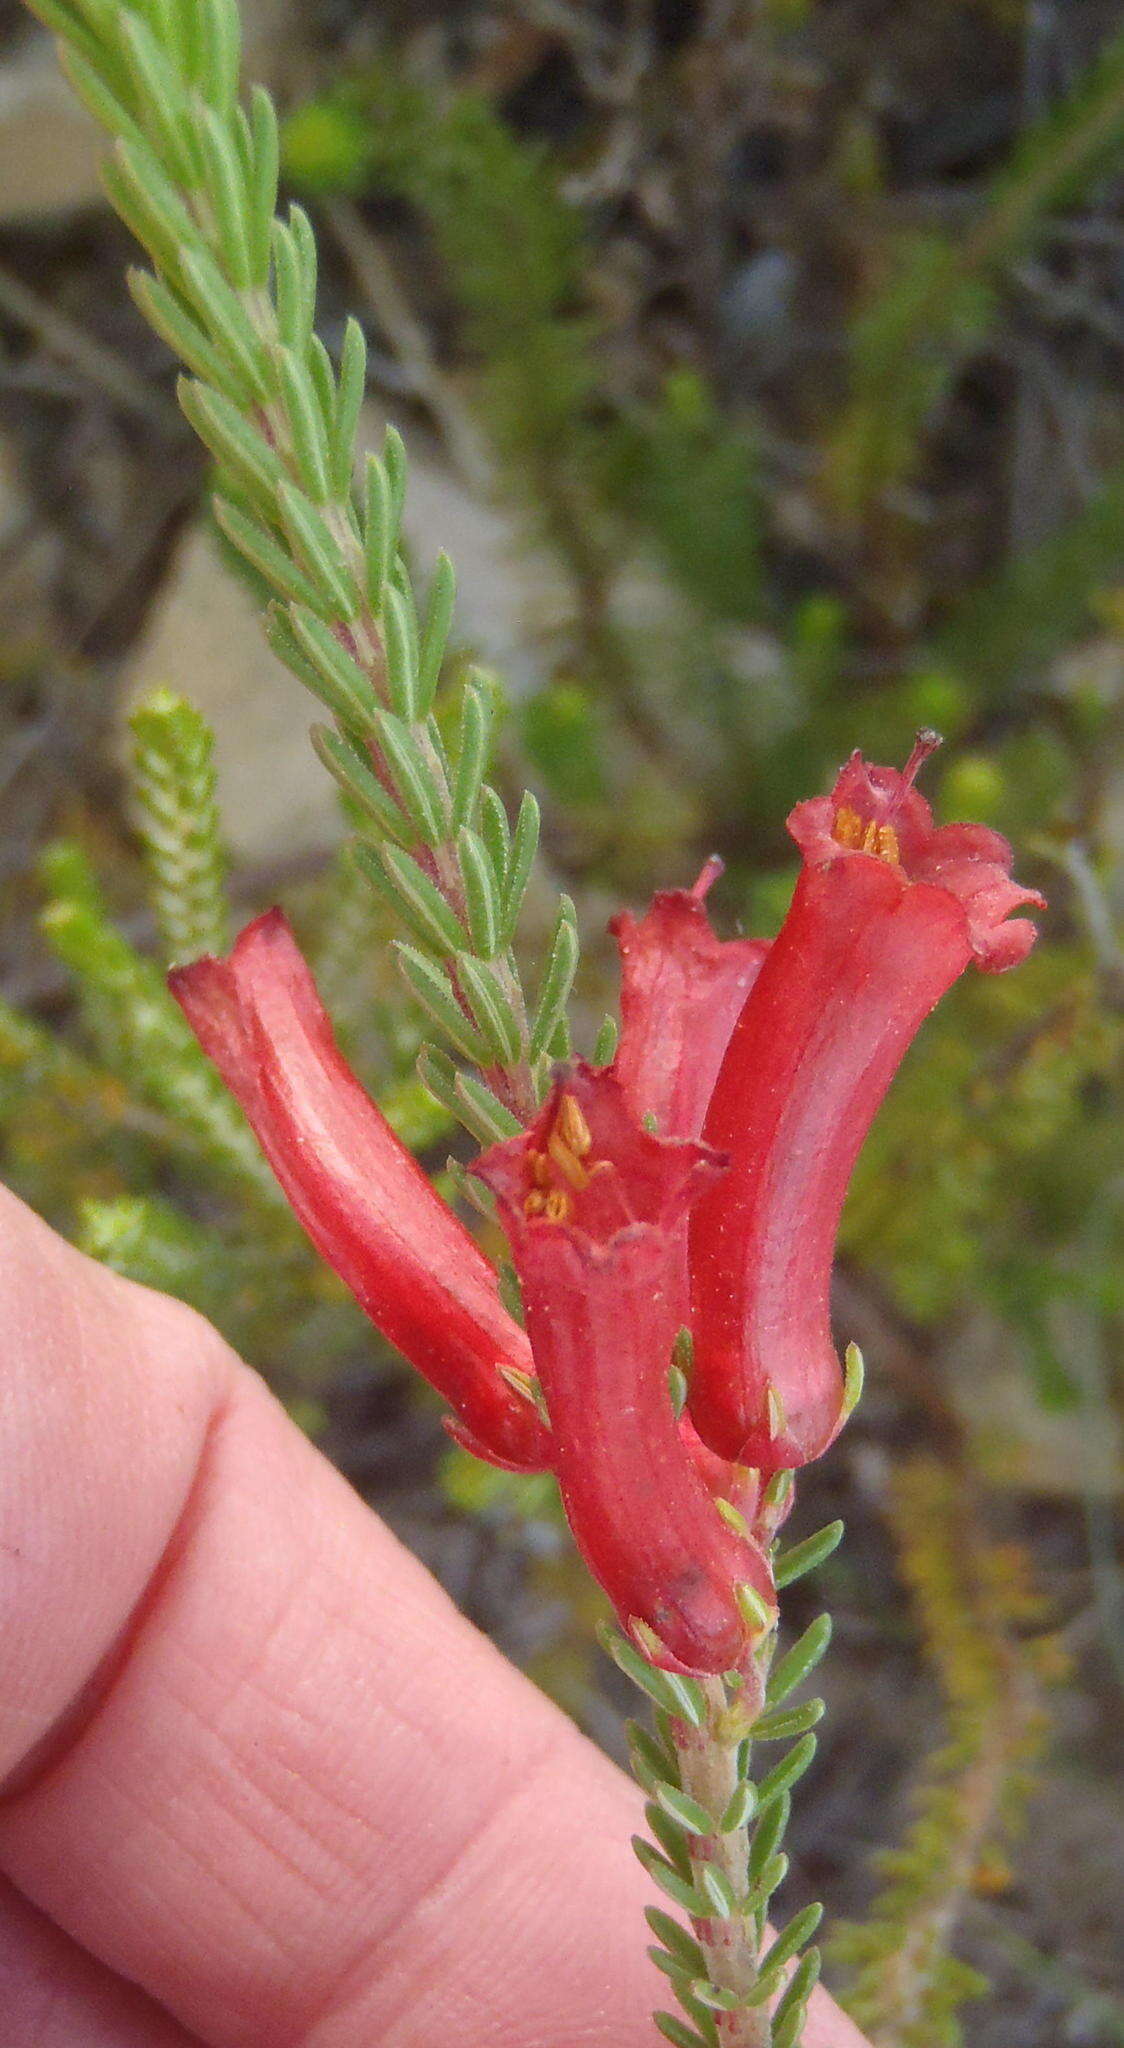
830, 1456, 1061, 2046
130, 689, 230, 966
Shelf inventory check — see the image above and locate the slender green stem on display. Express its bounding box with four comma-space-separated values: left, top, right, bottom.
673, 1661, 773, 2047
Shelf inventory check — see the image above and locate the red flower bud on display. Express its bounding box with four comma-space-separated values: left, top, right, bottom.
170, 911, 549, 1471
688, 740, 1045, 1471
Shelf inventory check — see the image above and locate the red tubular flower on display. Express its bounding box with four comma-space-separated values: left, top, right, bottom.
169, 910, 549, 1472
611, 859, 768, 1139
688, 737, 1045, 1472
476, 1066, 777, 1675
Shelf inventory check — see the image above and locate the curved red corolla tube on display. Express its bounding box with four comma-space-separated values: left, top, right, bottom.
476, 1066, 777, 1675
688, 740, 1045, 1472
170, 910, 550, 1472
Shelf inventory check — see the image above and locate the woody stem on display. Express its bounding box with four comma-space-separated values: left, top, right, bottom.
673, 1659, 774, 2047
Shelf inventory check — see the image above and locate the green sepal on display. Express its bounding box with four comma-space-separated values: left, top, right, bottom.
751, 1697, 825, 1743
310, 727, 411, 845
375, 844, 468, 956
393, 944, 490, 1064
456, 827, 501, 959
766, 1614, 833, 1708
774, 1519, 845, 1589
529, 896, 579, 1061
455, 954, 522, 1066
369, 709, 448, 847
594, 1014, 619, 1063
501, 789, 540, 943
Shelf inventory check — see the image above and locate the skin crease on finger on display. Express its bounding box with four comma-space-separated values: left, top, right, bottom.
0, 1184, 869, 2048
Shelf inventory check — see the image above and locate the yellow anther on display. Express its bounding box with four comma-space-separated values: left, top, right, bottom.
833, 805, 865, 849
546, 1129, 591, 1190
544, 1188, 572, 1223
556, 1092, 593, 1158
528, 1149, 551, 1189
523, 1189, 548, 1218
833, 806, 901, 868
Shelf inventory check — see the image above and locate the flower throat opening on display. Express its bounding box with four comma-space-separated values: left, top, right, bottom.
832, 728, 941, 867
523, 1092, 605, 1222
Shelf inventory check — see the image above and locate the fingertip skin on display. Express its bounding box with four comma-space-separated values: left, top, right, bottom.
0, 1183, 237, 1791
0, 1181, 869, 2048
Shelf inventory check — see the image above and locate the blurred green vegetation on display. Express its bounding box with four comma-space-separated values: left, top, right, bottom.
1, 8, 1122, 2037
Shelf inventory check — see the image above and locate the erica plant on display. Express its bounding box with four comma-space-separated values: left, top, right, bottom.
19, 1, 1045, 2043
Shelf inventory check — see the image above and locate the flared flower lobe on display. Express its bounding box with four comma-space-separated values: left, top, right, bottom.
688, 740, 1045, 1471
170, 910, 549, 1471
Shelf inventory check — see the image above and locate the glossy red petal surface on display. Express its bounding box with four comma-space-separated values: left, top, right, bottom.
170, 911, 549, 1471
